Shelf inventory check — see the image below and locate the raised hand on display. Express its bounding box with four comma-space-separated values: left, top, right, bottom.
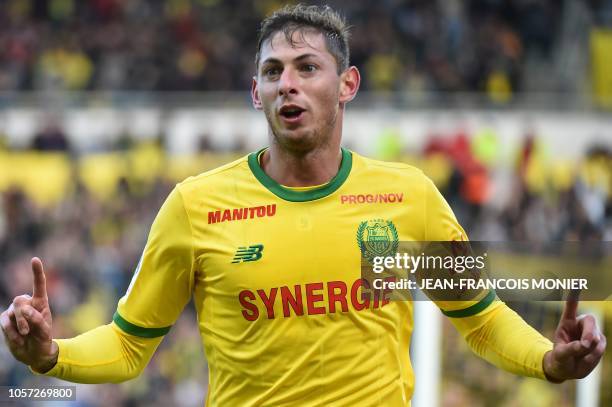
0, 257, 58, 373
543, 294, 607, 382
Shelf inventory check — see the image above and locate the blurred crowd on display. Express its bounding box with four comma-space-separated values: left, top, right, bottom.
0, 159, 209, 406
0, 1, 611, 405
425, 130, 612, 242
0, 125, 611, 405
0, 0, 610, 97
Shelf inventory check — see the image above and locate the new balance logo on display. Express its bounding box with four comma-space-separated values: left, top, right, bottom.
232, 244, 264, 263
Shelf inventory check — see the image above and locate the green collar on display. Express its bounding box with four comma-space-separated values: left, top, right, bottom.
247, 148, 352, 202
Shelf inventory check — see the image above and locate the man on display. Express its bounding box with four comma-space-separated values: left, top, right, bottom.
0, 4, 606, 406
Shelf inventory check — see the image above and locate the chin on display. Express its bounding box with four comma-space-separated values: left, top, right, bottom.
274, 128, 319, 153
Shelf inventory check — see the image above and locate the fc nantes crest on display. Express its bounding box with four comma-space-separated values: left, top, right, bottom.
356, 219, 399, 262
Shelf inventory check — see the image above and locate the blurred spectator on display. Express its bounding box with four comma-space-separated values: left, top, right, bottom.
31, 121, 70, 151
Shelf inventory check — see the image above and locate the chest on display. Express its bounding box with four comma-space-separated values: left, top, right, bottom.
194, 194, 423, 291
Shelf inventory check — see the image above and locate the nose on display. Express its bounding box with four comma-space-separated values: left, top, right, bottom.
278, 68, 299, 97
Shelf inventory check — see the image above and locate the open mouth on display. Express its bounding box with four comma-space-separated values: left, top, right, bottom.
279, 105, 306, 121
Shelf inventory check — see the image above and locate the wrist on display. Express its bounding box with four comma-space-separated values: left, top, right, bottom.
543, 350, 565, 383
31, 341, 59, 374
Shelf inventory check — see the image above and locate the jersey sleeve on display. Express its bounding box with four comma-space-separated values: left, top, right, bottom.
421, 176, 553, 379
35, 323, 163, 383
422, 176, 495, 316
449, 301, 553, 379
114, 186, 195, 337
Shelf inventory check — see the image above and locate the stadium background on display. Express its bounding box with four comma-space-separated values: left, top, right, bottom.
0, 0, 610, 406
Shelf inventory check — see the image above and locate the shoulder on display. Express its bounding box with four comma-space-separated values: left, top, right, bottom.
176, 153, 251, 195
351, 151, 431, 183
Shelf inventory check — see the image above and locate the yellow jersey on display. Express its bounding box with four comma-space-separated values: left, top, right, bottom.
114, 148, 491, 405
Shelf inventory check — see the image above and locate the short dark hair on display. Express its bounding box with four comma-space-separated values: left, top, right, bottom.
255, 4, 350, 74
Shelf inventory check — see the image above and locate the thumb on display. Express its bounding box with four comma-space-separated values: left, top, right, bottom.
554, 340, 590, 360
31, 257, 48, 303
22, 306, 51, 341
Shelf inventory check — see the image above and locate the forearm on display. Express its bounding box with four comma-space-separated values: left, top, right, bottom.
449, 301, 553, 379
35, 322, 162, 383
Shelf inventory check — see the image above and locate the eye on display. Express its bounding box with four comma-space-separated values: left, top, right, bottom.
263, 67, 281, 78
300, 64, 317, 73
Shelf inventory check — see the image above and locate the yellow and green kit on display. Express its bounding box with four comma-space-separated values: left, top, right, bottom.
44, 149, 553, 406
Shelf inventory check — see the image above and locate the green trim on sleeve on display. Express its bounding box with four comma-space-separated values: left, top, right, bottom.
441, 290, 497, 318
248, 148, 352, 202
113, 312, 171, 338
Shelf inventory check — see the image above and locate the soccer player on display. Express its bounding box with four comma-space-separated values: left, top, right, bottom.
1, 4, 607, 405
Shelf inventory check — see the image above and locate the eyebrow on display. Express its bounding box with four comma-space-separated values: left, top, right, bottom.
260, 53, 319, 66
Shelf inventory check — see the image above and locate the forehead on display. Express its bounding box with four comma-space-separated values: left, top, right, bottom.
260, 29, 333, 63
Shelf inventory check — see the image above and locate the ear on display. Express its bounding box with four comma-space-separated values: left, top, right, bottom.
339, 66, 360, 104
251, 76, 263, 110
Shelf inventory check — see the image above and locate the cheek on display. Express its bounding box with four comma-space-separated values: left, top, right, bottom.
262, 104, 276, 125
259, 90, 277, 115
257, 83, 276, 104
314, 85, 340, 114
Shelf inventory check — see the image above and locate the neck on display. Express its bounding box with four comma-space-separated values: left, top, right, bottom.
261, 141, 343, 187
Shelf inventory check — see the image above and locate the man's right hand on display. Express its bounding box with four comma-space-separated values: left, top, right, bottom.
0, 257, 58, 373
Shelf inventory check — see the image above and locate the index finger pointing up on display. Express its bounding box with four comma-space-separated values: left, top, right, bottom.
562, 289, 581, 321
31, 257, 47, 301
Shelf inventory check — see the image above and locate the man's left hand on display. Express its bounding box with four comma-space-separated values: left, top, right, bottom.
543, 295, 607, 382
